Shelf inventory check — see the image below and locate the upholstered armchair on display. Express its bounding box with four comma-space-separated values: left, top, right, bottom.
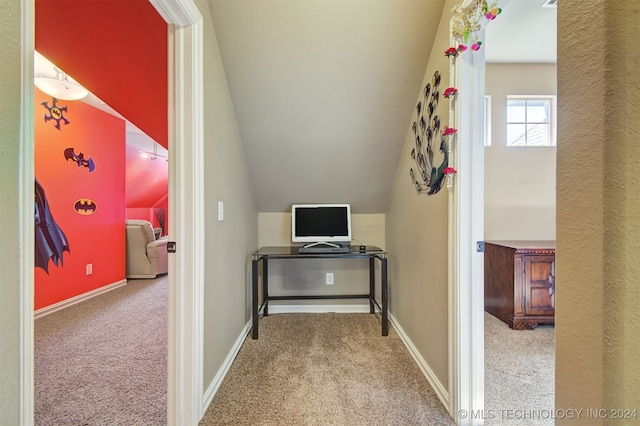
125, 219, 168, 279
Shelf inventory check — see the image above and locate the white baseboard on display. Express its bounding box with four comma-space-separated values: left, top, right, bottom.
265, 304, 370, 314
202, 321, 252, 412
34, 279, 128, 319
389, 311, 450, 409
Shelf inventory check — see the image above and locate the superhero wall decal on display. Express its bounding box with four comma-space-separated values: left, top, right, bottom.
64, 147, 96, 172
41, 97, 70, 131
35, 179, 70, 273
35, 94, 102, 274
74, 199, 97, 215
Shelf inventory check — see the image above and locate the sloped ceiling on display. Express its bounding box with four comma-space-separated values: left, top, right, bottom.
35, 0, 168, 148
33, 0, 554, 215
208, 0, 446, 213
125, 142, 169, 209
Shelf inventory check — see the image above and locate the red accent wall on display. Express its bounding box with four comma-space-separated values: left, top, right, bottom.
35, 88, 126, 310
35, 0, 168, 148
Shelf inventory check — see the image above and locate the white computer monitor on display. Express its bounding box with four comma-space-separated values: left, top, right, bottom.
291, 204, 352, 246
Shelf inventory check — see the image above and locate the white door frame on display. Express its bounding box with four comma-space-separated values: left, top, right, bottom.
448, 39, 486, 425
448, 24, 491, 426
150, 1, 204, 424
19, 0, 205, 424
448, 1, 508, 422
19, 1, 36, 423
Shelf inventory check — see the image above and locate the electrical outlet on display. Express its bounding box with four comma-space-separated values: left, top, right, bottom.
86, 263, 93, 275
326, 272, 334, 285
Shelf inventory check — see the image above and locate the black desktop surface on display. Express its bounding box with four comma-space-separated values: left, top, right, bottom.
253, 245, 385, 257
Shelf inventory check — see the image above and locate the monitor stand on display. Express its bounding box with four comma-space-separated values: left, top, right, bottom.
302, 241, 340, 249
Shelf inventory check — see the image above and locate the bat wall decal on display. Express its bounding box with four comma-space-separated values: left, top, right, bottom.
64, 147, 95, 172
74, 198, 97, 215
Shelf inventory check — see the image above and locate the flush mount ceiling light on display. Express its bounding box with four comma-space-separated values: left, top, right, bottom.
35, 67, 89, 101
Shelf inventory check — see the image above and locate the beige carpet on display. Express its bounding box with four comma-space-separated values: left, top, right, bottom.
200, 313, 454, 426
33, 280, 553, 426
484, 312, 555, 425
34, 277, 168, 426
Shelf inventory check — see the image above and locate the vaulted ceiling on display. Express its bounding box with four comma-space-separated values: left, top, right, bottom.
207, 0, 556, 213
35, 0, 168, 148
34, 0, 556, 215
208, 0, 446, 213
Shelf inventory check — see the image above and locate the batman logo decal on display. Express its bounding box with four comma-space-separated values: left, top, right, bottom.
74, 199, 97, 215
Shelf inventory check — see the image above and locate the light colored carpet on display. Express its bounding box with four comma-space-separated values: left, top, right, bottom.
200, 313, 454, 426
484, 312, 555, 425
34, 276, 168, 426
33, 280, 554, 426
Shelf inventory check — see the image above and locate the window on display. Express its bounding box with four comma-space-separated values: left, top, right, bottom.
484, 95, 491, 147
506, 96, 556, 146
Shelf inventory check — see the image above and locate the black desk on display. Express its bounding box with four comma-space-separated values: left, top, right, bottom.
251, 246, 388, 339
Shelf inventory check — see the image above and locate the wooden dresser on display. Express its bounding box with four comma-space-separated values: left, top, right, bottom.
484, 241, 555, 330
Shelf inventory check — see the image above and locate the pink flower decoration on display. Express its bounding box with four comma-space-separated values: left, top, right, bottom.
471, 41, 482, 51
443, 167, 457, 175
443, 127, 458, 136
443, 87, 458, 98
444, 47, 458, 57
457, 44, 468, 52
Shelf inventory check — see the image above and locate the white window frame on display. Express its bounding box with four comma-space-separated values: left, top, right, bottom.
506, 95, 557, 147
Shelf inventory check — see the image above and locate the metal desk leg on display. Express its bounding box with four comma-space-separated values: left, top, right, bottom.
263, 258, 269, 316
369, 257, 375, 314
252, 256, 259, 339
381, 255, 388, 336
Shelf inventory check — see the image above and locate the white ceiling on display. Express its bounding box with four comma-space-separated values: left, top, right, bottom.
485, 0, 557, 63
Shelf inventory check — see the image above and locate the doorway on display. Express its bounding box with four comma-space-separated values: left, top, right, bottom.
482, 2, 557, 422
19, 0, 205, 424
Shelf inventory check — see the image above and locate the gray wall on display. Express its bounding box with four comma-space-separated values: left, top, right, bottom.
198, 0, 259, 389
5, 0, 640, 421
0, 1, 26, 423
484, 63, 557, 241
385, 0, 454, 391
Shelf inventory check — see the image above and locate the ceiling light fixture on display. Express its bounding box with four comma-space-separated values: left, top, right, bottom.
34, 67, 89, 101
139, 149, 169, 163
